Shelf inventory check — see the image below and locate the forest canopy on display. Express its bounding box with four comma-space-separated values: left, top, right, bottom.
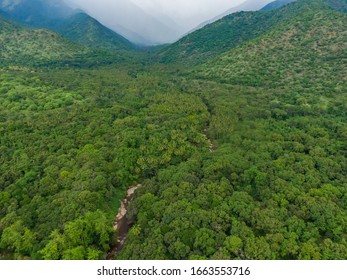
0, 0, 346, 260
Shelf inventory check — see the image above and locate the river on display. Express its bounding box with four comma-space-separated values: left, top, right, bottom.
107, 184, 141, 260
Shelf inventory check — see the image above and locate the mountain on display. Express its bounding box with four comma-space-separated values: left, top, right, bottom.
66, 0, 183, 46
197, 0, 346, 89
106, 23, 151, 47
159, 10, 280, 65
0, 15, 86, 66
0, 7, 9, 17
189, 0, 274, 33
262, 0, 297, 11
0, 0, 75, 26
159, 4, 291, 64
159, 0, 345, 65
325, 0, 347, 11
213, 0, 274, 20
0, 0, 134, 50
53, 13, 133, 51
103, 8, 182, 46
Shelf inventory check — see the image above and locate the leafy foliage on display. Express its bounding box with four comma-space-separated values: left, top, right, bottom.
159, 0, 345, 65
261, 0, 297, 11
119, 0, 347, 260
0, 0, 346, 260
197, 9, 347, 90
0, 66, 209, 259
0, 17, 87, 66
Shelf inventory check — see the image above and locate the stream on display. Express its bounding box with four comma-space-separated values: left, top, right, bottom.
107, 184, 141, 260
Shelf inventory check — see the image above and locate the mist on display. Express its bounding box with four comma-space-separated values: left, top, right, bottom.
65, 0, 274, 45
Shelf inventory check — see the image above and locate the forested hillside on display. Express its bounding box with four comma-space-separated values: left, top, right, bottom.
159, 0, 345, 65
0, 16, 87, 66
0, 0, 346, 260
52, 13, 134, 51
0, 0, 134, 51
197, 9, 347, 89
0, 14, 141, 69
261, 0, 296, 11
0, 0, 75, 27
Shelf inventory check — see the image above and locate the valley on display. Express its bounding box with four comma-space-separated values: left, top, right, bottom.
0, 0, 346, 260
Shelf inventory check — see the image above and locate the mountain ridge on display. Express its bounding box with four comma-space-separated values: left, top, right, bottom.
52, 13, 134, 51
0, 0, 135, 50
0, 0, 75, 25
0, 14, 89, 66
66, 0, 183, 46
261, 0, 297, 11
196, 7, 346, 90
187, 0, 274, 35
159, 0, 346, 65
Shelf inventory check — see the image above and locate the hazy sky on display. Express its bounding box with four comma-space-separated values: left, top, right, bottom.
66, 0, 246, 29
64, 0, 267, 44
130, 0, 246, 21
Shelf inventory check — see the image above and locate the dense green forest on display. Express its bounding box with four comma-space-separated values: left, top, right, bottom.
52, 13, 134, 51
0, 0, 346, 260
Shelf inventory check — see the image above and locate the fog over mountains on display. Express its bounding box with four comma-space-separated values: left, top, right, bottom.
188, 0, 281, 34
66, 0, 184, 46
66, 0, 275, 45
0, 0, 277, 45
0, 0, 75, 23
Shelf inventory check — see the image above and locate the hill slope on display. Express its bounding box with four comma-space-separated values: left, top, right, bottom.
0, 0, 134, 50
53, 13, 133, 51
197, 6, 347, 90
325, 0, 347, 11
261, 0, 297, 11
159, 0, 344, 65
0, 16, 87, 66
187, 0, 273, 35
0, 0, 74, 26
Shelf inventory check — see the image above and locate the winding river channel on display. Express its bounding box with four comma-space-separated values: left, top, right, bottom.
107, 184, 141, 259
